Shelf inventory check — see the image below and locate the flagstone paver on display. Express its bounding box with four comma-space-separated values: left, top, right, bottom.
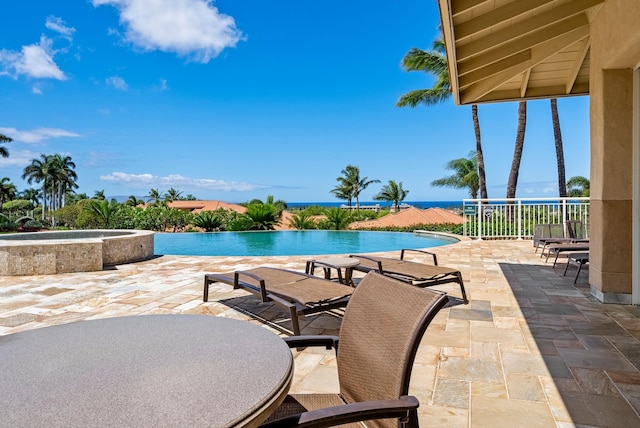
1, 239, 640, 426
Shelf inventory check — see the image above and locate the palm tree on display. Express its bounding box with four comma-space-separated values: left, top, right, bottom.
165, 188, 183, 202
125, 195, 144, 207
397, 35, 488, 199
22, 154, 51, 221
0, 177, 17, 211
432, 152, 479, 198
0, 132, 11, 158
506, 101, 527, 199
245, 203, 280, 230
147, 188, 163, 206
94, 190, 106, 200
330, 183, 353, 208
19, 188, 40, 207
550, 99, 567, 197
334, 165, 379, 215
322, 207, 351, 230
567, 176, 590, 197
48, 154, 77, 210
373, 180, 409, 212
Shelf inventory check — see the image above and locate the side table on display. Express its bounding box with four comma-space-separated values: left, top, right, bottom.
306, 257, 361, 286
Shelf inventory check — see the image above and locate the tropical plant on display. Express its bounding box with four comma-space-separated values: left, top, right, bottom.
373, 180, 409, 212
432, 151, 479, 198
247, 195, 287, 215
333, 165, 379, 215
330, 183, 353, 208
0, 177, 17, 211
506, 101, 527, 199
550, 98, 567, 197
192, 210, 225, 232
2, 199, 34, 216
289, 212, 317, 230
396, 34, 488, 199
164, 208, 192, 232
567, 176, 590, 197
85, 198, 120, 228
320, 207, 351, 230
0, 132, 11, 158
94, 190, 106, 200
47, 154, 78, 211
244, 203, 280, 230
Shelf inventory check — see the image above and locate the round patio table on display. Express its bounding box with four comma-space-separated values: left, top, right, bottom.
0, 315, 293, 427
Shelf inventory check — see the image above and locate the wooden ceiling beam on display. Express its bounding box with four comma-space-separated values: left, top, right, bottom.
459, 27, 589, 104
476, 82, 590, 103
458, 13, 589, 76
565, 38, 591, 94
456, 0, 554, 40
520, 69, 532, 98
459, 51, 531, 90
458, 0, 602, 61
452, 0, 491, 17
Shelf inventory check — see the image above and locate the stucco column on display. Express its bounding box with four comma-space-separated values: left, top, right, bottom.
589, 68, 633, 303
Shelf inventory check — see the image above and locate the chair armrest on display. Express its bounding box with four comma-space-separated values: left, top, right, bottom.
260, 395, 419, 428
283, 335, 339, 350
401, 248, 438, 265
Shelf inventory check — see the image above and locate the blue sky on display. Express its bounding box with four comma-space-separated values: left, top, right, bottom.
0, 0, 590, 203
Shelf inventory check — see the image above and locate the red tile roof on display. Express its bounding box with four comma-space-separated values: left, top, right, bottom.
349, 207, 463, 229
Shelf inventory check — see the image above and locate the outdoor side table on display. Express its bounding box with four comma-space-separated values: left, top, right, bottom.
0, 314, 293, 427
306, 257, 361, 286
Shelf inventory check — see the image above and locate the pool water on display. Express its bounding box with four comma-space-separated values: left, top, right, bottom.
154, 230, 457, 257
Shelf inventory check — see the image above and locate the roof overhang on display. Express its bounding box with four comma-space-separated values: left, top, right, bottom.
438, 0, 605, 105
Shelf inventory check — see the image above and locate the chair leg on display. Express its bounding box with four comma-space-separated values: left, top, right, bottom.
290, 307, 301, 336
457, 272, 469, 304
203, 277, 209, 302
563, 259, 571, 277
574, 261, 584, 284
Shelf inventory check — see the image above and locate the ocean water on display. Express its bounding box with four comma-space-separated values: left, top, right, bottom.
286, 200, 463, 210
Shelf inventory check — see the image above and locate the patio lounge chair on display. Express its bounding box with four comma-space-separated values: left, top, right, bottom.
538, 220, 588, 257
261, 272, 449, 428
546, 242, 590, 267
349, 248, 468, 304
203, 267, 354, 336
533, 223, 565, 253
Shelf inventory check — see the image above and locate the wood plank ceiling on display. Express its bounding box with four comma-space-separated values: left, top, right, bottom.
438, 0, 605, 105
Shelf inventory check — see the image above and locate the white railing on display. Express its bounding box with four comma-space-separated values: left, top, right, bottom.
462, 197, 590, 240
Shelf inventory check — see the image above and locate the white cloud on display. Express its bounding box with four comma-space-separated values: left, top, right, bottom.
0, 36, 66, 80
100, 172, 263, 192
0, 127, 81, 143
106, 76, 128, 90
45, 16, 76, 40
92, 0, 244, 63
0, 149, 42, 167
32, 86, 43, 95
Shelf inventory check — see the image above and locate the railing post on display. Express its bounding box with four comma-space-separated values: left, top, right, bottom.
477, 200, 483, 240
517, 200, 522, 240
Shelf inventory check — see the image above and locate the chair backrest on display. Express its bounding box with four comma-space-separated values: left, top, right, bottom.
566, 220, 586, 239
336, 272, 449, 428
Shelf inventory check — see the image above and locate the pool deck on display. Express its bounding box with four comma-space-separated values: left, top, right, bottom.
1, 239, 640, 427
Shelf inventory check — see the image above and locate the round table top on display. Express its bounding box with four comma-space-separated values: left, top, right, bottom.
314, 257, 361, 268
0, 315, 293, 427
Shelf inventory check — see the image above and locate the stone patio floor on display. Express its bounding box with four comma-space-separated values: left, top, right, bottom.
1, 239, 640, 427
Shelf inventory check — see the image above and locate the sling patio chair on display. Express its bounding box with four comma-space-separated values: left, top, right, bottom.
203, 267, 354, 336
533, 223, 565, 253
349, 248, 468, 304
538, 219, 589, 258
260, 272, 449, 428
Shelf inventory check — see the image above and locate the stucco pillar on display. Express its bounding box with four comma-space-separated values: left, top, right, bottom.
589, 68, 633, 303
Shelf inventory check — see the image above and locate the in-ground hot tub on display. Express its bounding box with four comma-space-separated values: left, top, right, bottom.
0, 229, 155, 276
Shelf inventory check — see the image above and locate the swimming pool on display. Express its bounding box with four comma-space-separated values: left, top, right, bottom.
154, 230, 458, 257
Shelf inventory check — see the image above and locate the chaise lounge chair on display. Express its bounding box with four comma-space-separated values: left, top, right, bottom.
261, 272, 449, 427
349, 248, 468, 304
546, 241, 590, 267
203, 267, 354, 336
538, 220, 588, 257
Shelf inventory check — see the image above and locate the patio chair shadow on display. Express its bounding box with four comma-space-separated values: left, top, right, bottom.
495, 261, 640, 426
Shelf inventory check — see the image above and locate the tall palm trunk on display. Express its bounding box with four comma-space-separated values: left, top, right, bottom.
472, 105, 488, 199
550, 99, 567, 197
506, 101, 527, 199
41, 182, 46, 221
